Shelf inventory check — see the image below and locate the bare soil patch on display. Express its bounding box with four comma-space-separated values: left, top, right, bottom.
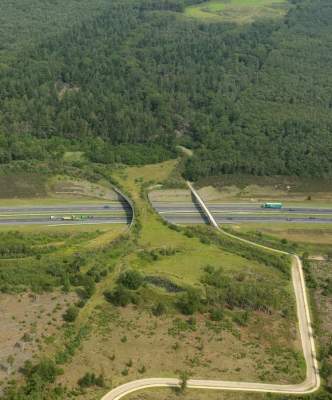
149, 189, 191, 203
0, 291, 76, 384
59, 303, 303, 395
49, 176, 120, 201
195, 176, 332, 204
0, 173, 47, 199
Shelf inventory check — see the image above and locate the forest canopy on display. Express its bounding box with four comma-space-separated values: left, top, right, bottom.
0, 0, 332, 178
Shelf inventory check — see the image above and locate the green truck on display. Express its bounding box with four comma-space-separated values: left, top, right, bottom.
261, 202, 283, 209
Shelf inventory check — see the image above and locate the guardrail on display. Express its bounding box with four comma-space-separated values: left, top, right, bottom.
111, 185, 135, 229
186, 181, 219, 229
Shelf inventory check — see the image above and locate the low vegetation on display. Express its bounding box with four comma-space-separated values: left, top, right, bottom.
184, 0, 289, 23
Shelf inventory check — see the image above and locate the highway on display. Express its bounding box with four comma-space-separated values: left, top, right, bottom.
164, 215, 332, 224
0, 216, 129, 225
3, 201, 331, 226
152, 201, 332, 224
0, 204, 131, 213
0, 203, 132, 226
101, 186, 320, 399
154, 202, 332, 214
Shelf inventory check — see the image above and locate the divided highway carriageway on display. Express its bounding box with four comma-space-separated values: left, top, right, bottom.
0, 203, 132, 226
151, 202, 332, 224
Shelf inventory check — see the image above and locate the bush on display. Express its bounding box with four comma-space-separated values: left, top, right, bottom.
179, 370, 190, 393
82, 276, 96, 298
209, 308, 224, 321
63, 305, 79, 322
177, 288, 201, 315
78, 372, 105, 388
104, 285, 132, 307
118, 269, 144, 290
233, 311, 249, 326
138, 365, 146, 374
152, 301, 166, 316
22, 358, 62, 389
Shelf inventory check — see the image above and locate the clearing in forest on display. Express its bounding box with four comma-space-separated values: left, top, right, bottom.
184, 0, 289, 24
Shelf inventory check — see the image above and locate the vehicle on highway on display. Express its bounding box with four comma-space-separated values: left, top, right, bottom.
62, 216, 75, 221
49, 215, 94, 221
261, 202, 283, 209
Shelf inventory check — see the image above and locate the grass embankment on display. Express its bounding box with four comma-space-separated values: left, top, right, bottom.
229, 223, 332, 255
184, 0, 288, 24
196, 174, 332, 204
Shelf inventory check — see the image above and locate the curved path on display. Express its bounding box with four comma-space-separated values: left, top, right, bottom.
101, 183, 320, 400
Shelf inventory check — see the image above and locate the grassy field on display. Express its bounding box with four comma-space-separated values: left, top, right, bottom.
149, 188, 192, 203
184, 0, 288, 24
62, 151, 85, 163
231, 223, 332, 245
0, 173, 48, 198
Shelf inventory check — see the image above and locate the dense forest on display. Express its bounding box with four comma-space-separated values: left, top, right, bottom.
0, 0, 332, 178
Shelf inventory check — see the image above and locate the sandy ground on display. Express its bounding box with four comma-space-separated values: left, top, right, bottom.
0, 291, 76, 384
59, 303, 303, 395
49, 176, 121, 201
149, 189, 191, 203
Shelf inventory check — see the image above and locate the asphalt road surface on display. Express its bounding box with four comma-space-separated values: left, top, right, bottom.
0, 203, 132, 226
0, 203, 131, 213
0, 216, 130, 225
154, 202, 332, 214
152, 201, 332, 224
165, 215, 332, 224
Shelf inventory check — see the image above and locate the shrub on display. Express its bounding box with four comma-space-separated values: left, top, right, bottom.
82, 275, 96, 298
152, 301, 166, 316
22, 358, 62, 389
179, 370, 189, 393
118, 269, 144, 290
138, 365, 146, 374
233, 311, 249, 326
63, 305, 79, 322
210, 308, 224, 321
177, 288, 201, 315
104, 285, 131, 307
78, 372, 105, 388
